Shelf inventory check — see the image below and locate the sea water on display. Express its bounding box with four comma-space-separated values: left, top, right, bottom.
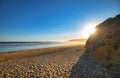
0, 42, 66, 52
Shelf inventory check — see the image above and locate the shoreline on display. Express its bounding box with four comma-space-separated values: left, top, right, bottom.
0, 41, 85, 53
0, 42, 68, 53
0, 44, 84, 63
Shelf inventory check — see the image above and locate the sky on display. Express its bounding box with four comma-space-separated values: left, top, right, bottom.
0, 0, 120, 41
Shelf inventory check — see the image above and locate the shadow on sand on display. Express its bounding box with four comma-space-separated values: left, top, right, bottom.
69, 52, 113, 78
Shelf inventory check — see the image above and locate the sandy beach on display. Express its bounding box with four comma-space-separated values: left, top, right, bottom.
0, 44, 85, 78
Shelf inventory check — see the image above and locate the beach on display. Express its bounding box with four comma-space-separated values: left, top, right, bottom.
0, 44, 85, 78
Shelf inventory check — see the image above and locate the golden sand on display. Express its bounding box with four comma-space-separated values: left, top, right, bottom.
0, 44, 85, 78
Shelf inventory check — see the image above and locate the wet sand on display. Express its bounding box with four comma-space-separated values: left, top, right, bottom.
0, 44, 85, 78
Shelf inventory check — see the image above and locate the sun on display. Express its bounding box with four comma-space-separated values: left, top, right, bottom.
80, 22, 97, 39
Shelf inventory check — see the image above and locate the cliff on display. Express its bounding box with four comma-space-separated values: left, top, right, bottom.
70, 14, 120, 78
86, 14, 120, 64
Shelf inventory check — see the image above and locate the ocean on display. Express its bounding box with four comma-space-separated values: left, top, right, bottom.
0, 42, 66, 52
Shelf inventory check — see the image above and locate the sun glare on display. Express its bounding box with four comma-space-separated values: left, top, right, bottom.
80, 22, 97, 39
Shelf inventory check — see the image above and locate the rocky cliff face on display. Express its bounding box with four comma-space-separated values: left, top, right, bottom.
86, 14, 120, 64
70, 14, 120, 78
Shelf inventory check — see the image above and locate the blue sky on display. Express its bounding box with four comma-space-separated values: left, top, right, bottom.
0, 0, 120, 41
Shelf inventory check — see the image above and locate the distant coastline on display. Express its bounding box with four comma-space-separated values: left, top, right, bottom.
68, 39, 87, 42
